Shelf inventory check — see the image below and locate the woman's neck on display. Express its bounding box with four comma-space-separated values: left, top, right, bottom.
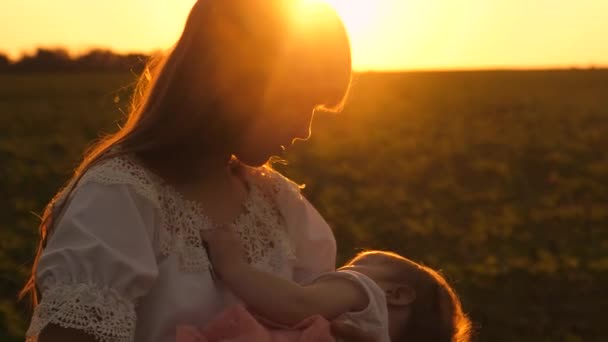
139, 147, 236, 187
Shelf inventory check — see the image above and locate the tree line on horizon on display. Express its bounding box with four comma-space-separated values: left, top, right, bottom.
0, 48, 150, 73
2, 48, 605, 73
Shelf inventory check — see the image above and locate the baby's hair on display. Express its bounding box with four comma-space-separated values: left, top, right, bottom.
346, 251, 473, 342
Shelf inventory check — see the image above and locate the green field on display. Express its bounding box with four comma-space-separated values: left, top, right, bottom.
2, 70, 607, 341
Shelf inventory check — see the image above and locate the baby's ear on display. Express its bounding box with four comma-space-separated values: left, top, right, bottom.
386, 283, 416, 306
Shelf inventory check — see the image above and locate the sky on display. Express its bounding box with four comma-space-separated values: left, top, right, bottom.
1, 0, 607, 71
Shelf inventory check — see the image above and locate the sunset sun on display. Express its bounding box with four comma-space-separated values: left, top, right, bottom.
322, 0, 381, 38
1, 0, 607, 70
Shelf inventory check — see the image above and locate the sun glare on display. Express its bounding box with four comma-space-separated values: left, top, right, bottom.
297, 0, 383, 70
2, 0, 607, 70
322, 0, 380, 38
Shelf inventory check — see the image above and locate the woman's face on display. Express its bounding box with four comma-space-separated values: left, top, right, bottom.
234, 96, 316, 167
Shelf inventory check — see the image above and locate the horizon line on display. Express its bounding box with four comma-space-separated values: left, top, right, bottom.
2, 46, 607, 73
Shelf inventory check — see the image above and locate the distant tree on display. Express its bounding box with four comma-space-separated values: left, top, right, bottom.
13, 48, 72, 72
0, 53, 10, 71
5, 48, 151, 72
75, 49, 120, 70
120, 53, 149, 73
75, 50, 148, 72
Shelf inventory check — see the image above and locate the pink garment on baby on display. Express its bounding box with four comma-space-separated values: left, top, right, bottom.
176, 304, 336, 342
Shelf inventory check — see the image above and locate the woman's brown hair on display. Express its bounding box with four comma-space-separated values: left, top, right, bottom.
21, 0, 351, 306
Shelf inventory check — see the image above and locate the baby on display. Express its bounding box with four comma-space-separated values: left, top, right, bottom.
181, 227, 471, 342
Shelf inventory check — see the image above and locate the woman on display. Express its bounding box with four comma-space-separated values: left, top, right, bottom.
22, 0, 370, 341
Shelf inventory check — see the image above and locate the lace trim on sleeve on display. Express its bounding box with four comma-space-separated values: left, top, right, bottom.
26, 279, 136, 342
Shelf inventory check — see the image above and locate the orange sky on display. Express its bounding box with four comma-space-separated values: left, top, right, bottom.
2, 0, 607, 71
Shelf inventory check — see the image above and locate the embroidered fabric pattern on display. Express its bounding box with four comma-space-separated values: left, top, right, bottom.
29, 155, 298, 340
242, 167, 301, 268
26, 275, 136, 342
234, 182, 296, 270
64, 154, 296, 272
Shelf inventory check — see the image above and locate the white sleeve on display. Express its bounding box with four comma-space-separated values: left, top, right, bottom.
26, 182, 159, 342
291, 196, 337, 284
316, 270, 391, 342
271, 172, 337, 284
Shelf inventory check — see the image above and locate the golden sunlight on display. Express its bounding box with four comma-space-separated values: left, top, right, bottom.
2, 0, 608, 70
323, 0, 381, 38
317, 0, 385, 70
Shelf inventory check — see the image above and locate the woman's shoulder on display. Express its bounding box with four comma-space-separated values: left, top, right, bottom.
242, 164, 303, 199
76, 153, 162, 207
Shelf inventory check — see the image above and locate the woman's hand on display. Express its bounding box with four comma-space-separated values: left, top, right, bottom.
201, 224, 247, 275
330, 320, 377, 342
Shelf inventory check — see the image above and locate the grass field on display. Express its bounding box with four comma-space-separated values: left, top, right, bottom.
1, 70, 607, 341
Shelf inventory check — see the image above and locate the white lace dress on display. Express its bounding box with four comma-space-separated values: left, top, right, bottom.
25, 155, 336, 342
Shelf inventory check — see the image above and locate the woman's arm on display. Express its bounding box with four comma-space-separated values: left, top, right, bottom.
203, 228, 367, 326
27, 182, 158, 342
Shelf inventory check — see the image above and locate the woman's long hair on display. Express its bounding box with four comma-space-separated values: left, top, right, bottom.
21, 0, 351, 306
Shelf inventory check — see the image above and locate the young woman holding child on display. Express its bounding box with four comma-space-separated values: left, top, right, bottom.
22, 0, 471, 341
191, 227, 472, 342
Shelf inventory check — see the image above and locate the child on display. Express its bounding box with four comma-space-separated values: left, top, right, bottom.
179, 227, 472, 342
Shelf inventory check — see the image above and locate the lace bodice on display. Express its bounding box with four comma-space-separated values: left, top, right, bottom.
64, 154, 296, 273
26, 154, 336, 342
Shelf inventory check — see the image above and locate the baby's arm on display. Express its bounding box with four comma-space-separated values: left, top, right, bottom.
202, 227, 367, 326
